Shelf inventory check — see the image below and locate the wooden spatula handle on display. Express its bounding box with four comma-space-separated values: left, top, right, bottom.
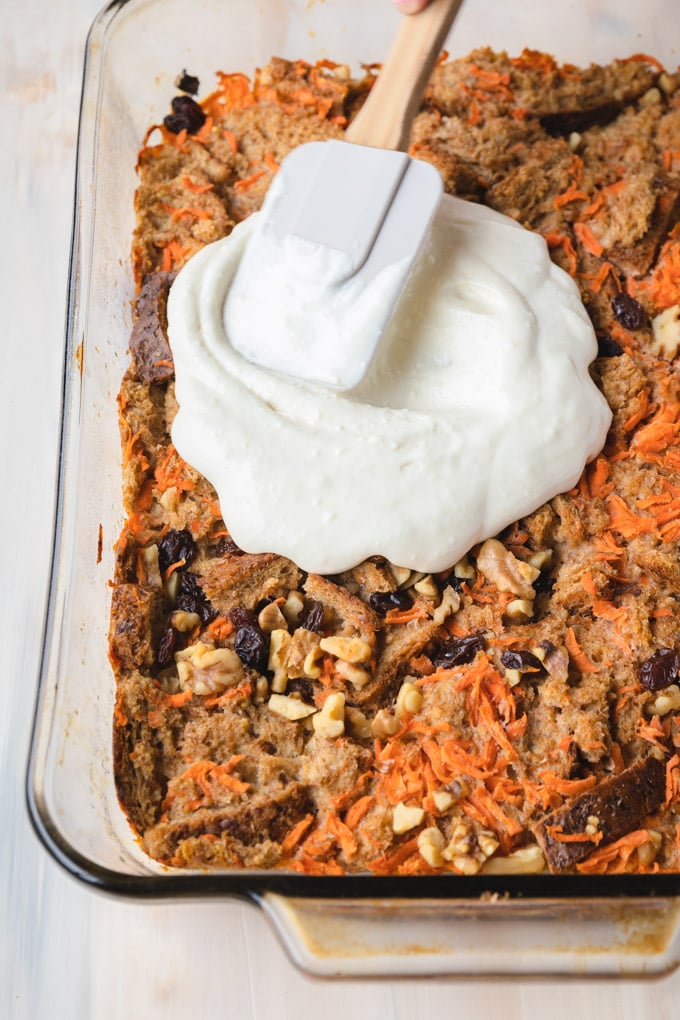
345, 0, 463, 152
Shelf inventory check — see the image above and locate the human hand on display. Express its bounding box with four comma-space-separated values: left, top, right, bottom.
392, 0, 431, 12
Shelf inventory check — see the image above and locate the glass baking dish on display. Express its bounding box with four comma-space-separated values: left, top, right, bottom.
27, 0, 680, 977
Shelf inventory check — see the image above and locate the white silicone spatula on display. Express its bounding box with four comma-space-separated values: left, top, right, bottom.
224, 0, 464, 390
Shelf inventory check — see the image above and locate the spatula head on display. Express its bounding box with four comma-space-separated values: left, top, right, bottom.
224, 139, 443, 390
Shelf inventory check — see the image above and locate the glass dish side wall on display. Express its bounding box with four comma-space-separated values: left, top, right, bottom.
27, 0, 680, 976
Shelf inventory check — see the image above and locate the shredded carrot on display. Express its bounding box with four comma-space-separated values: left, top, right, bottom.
263, 152, 280, 173
324, 812, 358, 859
160, 202, 213, 222
574, 221, 604, 258
565, 627, 600, 674
585, 259, 618, 293
162, 557, 186, 581
553, 182, 590, 209
384, 604, 427, 625
345, 795, 375, 829
201, 72, 254, 118
620, 53, 666, 73
623, 388, 652, 432
606, 493, 655, 540
592, 530, 626, 564
281, 814, 315, 855
539, 771, 598, 797
233, 169, 267, 192
636, 714, 668, 750
509, 49, 558, 74
160, 239, 191, 272
222, 128, 238, 152
639, 239, 680, 311
666, 754, 680, 804
113, 692, 128, 727
182, 175, 214, 194
367, 837, 420, 875
466, 98, 482, 126
154, 444, 195, 493
545, 823, 603, 845
178, 756, 249, 800
576, 829, 651, 874
205, 616, 234, 642
329, 773, 372, 814
163, 689, 194, 709
543, 231, 578, 275
203, 682, 252, 709
289, 855, 345, 875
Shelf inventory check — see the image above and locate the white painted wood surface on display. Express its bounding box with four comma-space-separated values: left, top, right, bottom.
3, 0, 680, 1015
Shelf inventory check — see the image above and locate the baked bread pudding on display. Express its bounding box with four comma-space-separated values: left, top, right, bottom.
110, 49, 680, 875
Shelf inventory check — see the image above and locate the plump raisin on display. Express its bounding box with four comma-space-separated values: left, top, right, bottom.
157, 621, 179, 668
368, 590, 412, 616
500, 649, 544, 672
597, 334, 624, 358
163, 95, 206, 135
234, 624, 270, 673
433, 634, 485, 669
176, 69, 199, 95
299, 600, 325, 632
175, 571, 215, 624
229, 606, 258, 630
639, 648, 679, 691
228, 605, 270, 672
612, 292, 648, 331
158, 528, 196, 576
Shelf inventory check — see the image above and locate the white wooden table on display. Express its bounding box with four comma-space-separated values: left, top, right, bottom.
3, 1, 680, 1015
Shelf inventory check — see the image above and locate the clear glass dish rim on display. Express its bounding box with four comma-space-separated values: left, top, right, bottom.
24, 0, 680, 904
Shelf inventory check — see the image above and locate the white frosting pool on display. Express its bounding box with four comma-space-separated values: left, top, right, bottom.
167, 194, 612, 574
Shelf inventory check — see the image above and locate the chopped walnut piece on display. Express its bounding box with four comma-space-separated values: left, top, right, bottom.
477, 538, 540, 599
651, 305, 680, 360
312, 692, 346, 738
268, 693, 317, 721
285, 627, 322, 679
392, 802, 425, 834
175, 642, 243, 695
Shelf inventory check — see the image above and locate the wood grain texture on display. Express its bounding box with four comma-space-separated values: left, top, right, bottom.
2, 1, 679, 1016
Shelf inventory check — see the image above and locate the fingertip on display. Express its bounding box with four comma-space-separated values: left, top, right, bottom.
392, 0, 431, 13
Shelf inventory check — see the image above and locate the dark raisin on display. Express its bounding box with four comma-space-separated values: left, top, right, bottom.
213, 534, 244, 557
433, 634, 485, 669
175, 571, 215, 624
612, 292, 648, 331
229, 606, 259, 630
176, 69, 200, 95
287, 677, 314, 702
597, 334, 624, 358
500, 649, 545, 672
639, 648, 679, 692
533, 569, 555, 596
299, 600, 325, 632
234, 623, 270, 673
163, 95, 206, 135
368, 590, 412, 616
157, 528, 196, 576
157, 621, 179, 668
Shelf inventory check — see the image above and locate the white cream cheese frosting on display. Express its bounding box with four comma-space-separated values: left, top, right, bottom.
167, 194, 612, 574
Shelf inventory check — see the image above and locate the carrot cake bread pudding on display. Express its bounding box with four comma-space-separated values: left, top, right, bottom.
110, 48, 680, 875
